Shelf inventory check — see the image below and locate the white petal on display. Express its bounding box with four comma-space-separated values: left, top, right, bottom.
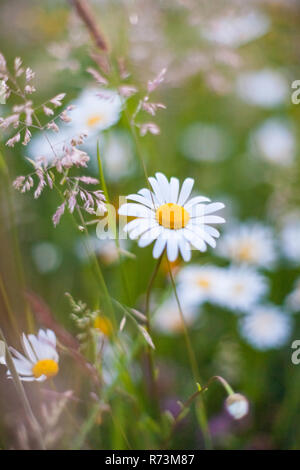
166, 234, 179, 262
178, 237, 191, 262
155, 172, 170, 203
184, 195, 211, 209
192, 215, 226, 224
123, 218, 147, 232
153, 232, 167, 258
118, 203, 155, 218
187, 224, 217, 248
177, 178, 194, 206
11, 358, 33, 376
138, 225, 163, 247
129, 219, 158, 239
204, 225, 220, 238
169, 177, 180, 204
9, 347, 33, 366
148, 177, 165, 204
46, 329, 56, 348
203, 202, 225, 215
182, 228, 207, 252
138, 188, 159, 207
126, 193, 154, 209
22, 334, 37, 362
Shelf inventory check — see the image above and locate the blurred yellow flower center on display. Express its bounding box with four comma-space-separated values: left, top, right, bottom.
87, 114, 103, 127
156, 203, 190, 230
32, 359, 59, 379
197, 278, 211, 289
237, 242, 254, 262
94, 316, 113, 336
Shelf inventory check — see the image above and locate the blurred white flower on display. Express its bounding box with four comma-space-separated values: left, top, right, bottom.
236, 69, 288, 108
225, 393, 249, 420
1, 330, 59, 382
70, 88, 122, 136
215, 265, 268, 313
250, 118, 296, 166
153, 293, 198, 335
32, 242, 62, 273
239, 305, 292, 350
202, 10, 270, 48
285, 277, 300, 313
217, 222, 277, 269
119, 172, 225, 262
180, 123, 232, 162
176, 264, 224, 305
28, 127, 73, 162
99, 131, 136, 182
280, 219, 300, 263
27, 88, 122, 163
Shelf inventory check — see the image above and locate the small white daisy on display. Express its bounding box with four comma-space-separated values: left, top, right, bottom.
239, 305, 292, 350
118, 172, 225, 262
280, 218, 300, 264
153, 293, 198, 335
236, 69, 288, 108
285, 277, 300, 313
202, 10, 270, 48
250, 118, 296, 166
217, 222, 277, 269
2, 329, 59, 382
70, 88, 122, 136
215, 265, 268, 313
176, 264, 224, 305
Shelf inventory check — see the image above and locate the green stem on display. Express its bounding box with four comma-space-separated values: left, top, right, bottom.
167, 260, 212, 449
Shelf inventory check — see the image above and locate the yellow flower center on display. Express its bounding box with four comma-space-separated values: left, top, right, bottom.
155, 203, 190, 230
237, 242, 254, 262
87, 114, 103, 127
32, 359, 59, 379
197, 277, 211, 289
94, 316, 113, 336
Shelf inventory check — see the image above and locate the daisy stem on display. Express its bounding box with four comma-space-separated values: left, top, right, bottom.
167, 259, 212, 449
144, 253, 164, 415
0, 274, 19, 336
0, 328, 46, 450
0, 150, 34, 332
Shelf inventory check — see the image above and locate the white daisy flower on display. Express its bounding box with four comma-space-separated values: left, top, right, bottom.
285, 277, 300, 313
118, 172, 225, 262
176, 264, 224, 305
202, 10, 270, 48
236, 69, 288, 108
217, 222, 277, 269
70, 88, 122, 136
215, 266, 268, 313
153, 293, 198, 335
2, 329, 59, 382
239, 305, 292, 350
280, 218, 300, 264
180, 122, 232, 163
250, 118, 296, 167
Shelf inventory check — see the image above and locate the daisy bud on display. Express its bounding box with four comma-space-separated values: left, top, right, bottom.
225, 393, 249, 420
